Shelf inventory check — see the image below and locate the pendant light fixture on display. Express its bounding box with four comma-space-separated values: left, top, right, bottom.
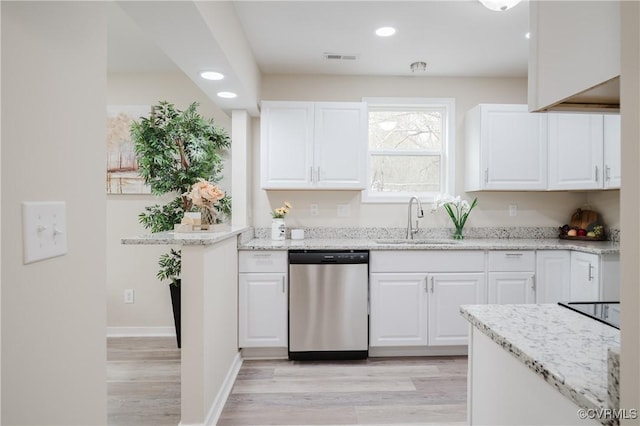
478, 0, 522, 12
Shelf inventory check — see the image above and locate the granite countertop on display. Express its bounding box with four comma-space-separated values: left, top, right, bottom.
461, 304, 620, 424
121, 226, 249, 246
239, 237, 620, 254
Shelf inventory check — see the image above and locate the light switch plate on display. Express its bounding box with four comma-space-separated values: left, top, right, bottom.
22, 201, 67, 264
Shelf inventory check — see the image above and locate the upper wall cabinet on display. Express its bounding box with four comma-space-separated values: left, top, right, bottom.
528, 1, 620, 112
603, 114, 621, 189
547, 113, 604, 190
465, 104, 548, 191
260, 101, 368, 190
547, 113, 621, 190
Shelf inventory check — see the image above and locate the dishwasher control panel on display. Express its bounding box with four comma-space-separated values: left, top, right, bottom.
289, 250, 369, 264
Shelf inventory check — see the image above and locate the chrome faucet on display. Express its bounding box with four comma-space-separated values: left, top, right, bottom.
406, 196, 424, 239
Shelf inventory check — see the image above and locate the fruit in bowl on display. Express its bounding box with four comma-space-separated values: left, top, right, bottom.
577, 228, 587, 236
567, 229, 577, 237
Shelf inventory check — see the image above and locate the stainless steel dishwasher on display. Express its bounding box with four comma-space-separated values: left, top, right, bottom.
288, 250, 369, 360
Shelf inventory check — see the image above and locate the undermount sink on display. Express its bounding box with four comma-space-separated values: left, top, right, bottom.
374, 239, 459, 245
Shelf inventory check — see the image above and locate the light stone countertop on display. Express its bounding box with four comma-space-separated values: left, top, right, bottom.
239, 237, 620, 254
461, 304, 620, 425
121, 226, 250, 246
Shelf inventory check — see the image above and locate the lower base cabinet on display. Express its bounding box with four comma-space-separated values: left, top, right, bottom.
369, 274, 428, 347
428, 273, 485, 346
238, 273, 287, 348
238, 251, 288, 348
369, 251, 486, 348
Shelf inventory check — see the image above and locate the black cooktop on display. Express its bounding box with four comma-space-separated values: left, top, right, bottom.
558, 302, 620, 329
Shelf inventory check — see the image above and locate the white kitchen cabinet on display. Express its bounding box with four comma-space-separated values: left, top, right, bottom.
528, 0, 620, 112
260, 101, 367, 190
465, 104, 547, 191
603, 114, 621, 189
488, 273, 535, 305
370, 250, 485, 348
548, 113, 604, 190
535, 250, 571, 303
369, 273, 428, 347
570, 251, 620, 302
487, 251, 536, 304
238, 251, 288, 348
427, 273, 485, 346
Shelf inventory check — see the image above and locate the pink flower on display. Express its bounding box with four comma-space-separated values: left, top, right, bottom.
186, 179, 225, 207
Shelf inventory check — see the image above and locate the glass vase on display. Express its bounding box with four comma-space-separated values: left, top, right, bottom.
453, 225, 465, 240
200, 205, 215, 230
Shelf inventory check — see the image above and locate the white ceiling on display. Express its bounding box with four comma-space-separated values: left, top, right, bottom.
107, 1, 529, 112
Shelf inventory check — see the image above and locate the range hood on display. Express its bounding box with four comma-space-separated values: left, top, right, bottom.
536, 77, 620, 113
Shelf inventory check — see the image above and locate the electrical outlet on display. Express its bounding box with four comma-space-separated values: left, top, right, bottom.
310, 204, 319, 216
509, 204, 517, 217
124, 289, 135, 304
337, 204, 351, 217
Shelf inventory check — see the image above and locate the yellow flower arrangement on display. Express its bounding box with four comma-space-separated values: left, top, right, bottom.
271, 201, 292, 219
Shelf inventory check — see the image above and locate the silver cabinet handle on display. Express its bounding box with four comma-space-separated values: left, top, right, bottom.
424, 278, 428, 293
588, 264, 594, 281
430, 276, 434, 293
316, 167, 320, 182
505, 253, 523, 257
530, 274, 536, 292
595, 165, 599, 182
484, 168, 489, 184
605, 165, 611, 181
282, 276, 286, 293
309, 166, 313, 183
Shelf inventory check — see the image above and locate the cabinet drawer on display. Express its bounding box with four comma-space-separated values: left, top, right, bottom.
239, 251, 287, 273
371, 251, 485, 273
488, 251, 535, 272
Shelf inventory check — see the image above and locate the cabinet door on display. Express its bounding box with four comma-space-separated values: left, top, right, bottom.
548, 113, 604, 190
238, 273, 287, 348
603, 114, 621, 189
481, 105, 548, 190
314, 102, 367, 189
535, 250, 571, 303
488, 272, 535, 304
428, 273, 485, 346
260, 101, 314, 189
570, 252, 600, 302
370, 273, 428, 347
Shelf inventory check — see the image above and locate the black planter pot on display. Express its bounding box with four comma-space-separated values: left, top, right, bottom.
169, 280, 181, 348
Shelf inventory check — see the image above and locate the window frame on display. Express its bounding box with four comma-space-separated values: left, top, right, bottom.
361, 97, 456, 204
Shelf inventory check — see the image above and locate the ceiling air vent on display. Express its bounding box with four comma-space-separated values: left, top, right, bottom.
323, 53, 359, 61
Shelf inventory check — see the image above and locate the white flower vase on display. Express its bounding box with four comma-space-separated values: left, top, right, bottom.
271, 218, 285, 240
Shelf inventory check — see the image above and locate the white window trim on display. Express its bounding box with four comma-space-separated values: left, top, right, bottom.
361, 97, 456, 204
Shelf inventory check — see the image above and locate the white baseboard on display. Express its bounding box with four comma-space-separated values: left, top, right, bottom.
205, 352, 243, 426
369, 345, 468, 357
107, 326, 176, 337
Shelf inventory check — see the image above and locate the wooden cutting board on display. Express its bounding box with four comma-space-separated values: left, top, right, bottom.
569, 208, 600, 230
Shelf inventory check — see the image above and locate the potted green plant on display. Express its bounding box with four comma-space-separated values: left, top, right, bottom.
132, 101, 231, 347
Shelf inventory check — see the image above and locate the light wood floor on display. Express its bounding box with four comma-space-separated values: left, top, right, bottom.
107, 336, 181, 426
107, 337, 468, 426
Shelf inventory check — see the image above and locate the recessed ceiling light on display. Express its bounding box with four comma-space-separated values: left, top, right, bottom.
217, 91, 237, 99
200, 71, 224, 81
375, 27, 396, 37
525, 32, 531, 39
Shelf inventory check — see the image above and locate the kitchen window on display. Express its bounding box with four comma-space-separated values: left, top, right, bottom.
362, 98, 455, 203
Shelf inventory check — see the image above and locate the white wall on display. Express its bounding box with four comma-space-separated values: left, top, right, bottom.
620, 1, 640, 418
2, 3, 106, 424
254, 74, 613, 230
107, 72, 230, 333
